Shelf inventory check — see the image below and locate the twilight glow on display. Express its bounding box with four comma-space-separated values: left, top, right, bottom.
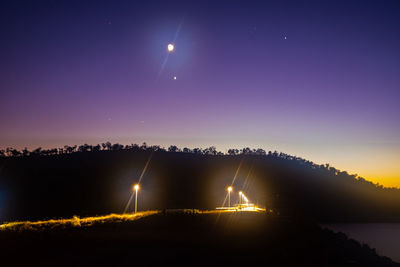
1, 1, 399, 186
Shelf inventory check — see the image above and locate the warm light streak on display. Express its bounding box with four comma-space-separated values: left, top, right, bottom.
0, 211, 159, 231
231, 160, 243, 186
138, 152, 153, 184
134, 184, 139, 213
215, 205, 266, 212
227, 186, 233, 207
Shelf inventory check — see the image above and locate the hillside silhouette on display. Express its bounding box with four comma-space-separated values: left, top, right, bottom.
0, 143, 399, 222
0, 212, 398, 267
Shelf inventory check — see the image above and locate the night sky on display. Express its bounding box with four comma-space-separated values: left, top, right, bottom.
1, 1, 399, 186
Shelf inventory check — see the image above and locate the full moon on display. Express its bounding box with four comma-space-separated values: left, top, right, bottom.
167, 43, 174, 52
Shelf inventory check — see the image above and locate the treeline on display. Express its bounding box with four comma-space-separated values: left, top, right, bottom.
0, 142, 224, 157
0, 142, 394, 192
0, 143, 250, 157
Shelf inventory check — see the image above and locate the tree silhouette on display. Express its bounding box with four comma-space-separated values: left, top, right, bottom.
92, 144, 101, 152
255, 148, 266, 155
22, 148, 30, 157
182, 147, 192, 153
168, 145, 179, 152
78, 144, 90, 153
227, 149, 238, 155
140, 142, 147, 150
204, 146, 217, 155
240, 147, 251, 154
150, 145, 163, 152
111, 143, 123, 151
104, 142, 112, 150
193, 148, 202, 154
31, 147, 42, 156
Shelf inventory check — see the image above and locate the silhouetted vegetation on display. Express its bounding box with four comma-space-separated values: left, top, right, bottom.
0, 142, 392, 189
0, 142, 400, 222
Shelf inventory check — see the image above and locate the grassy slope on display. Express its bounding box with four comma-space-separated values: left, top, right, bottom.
0, 211, 158, 231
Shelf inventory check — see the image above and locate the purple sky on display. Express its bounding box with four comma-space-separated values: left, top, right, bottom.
1, 1, 399, 186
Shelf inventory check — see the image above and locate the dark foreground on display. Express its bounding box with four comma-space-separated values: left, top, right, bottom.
0, 212, 398, 267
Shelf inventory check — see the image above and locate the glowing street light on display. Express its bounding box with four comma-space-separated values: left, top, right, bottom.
134, 184, 139, 213
239, 191, 243, 207
227, 186, 233, 208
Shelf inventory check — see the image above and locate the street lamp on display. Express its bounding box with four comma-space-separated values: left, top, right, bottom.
134, 184, 139, 213
243, 195, 249, 205
227, 186, 233, 208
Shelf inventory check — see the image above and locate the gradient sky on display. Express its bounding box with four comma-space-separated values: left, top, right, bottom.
1, 1, 399, 186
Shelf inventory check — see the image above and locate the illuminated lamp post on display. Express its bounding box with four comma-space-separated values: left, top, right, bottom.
243, 196, 249, 205
227, 186, 233, 208
134, 184, 139, 213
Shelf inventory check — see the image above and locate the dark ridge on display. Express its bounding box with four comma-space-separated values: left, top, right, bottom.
0, 143, 399, 222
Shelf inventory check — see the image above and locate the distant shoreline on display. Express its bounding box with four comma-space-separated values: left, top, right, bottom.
323, 223, 400, 263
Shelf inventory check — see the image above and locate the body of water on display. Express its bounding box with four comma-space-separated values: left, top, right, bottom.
323, 224, 400, 263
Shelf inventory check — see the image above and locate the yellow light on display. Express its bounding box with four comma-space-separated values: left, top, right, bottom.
239, 191, 243, 196
134, 184, 139, 191
0, 211, 160, 231
167, 43, 174, 52
227, 186, 232, 192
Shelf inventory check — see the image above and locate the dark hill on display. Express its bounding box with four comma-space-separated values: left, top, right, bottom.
0, 212, 398, 266
0, 147, 399, 222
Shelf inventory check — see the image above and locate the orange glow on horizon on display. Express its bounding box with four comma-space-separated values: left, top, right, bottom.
362, 175, 400, 189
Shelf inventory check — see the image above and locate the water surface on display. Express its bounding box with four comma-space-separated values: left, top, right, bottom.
323, 223, 400, 263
